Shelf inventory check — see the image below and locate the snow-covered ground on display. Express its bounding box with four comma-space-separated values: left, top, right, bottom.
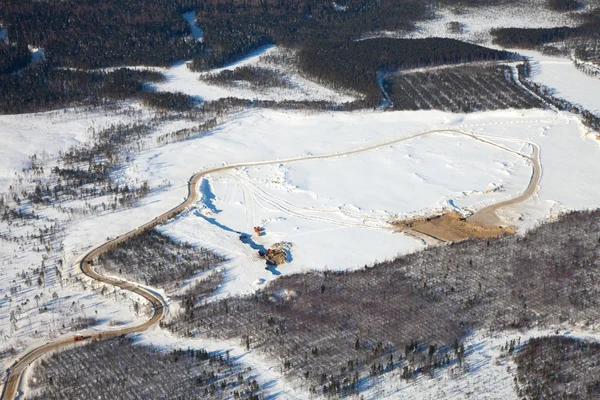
101, 108, 598, 297
521, 49, 600, 117
182, 11, 203, 42
0, 105, 147, 192
365, 1, 578, 45
151, 46, 357, 103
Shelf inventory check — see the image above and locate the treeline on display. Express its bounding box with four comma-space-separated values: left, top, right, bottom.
0, 41, 31, 74
298, 38, 516, 105
168, 209, 600, 393
492, 8, 600, 49
546, 0, 582, 12
0, 63, 199, 114
202, 66, 292, 89
0, 0, 202, 69
0, 64, 164, 114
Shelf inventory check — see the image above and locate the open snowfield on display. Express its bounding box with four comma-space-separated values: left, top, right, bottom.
150, 46, 357, 103
0, 105, 148, 192
520, 49, 600, 117
372, 0, 579, 45
83, 107, 597, 298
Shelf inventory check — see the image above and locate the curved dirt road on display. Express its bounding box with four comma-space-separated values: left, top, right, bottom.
0, 127, 540, 400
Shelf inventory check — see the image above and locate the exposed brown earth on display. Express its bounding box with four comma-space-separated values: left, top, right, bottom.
394, 211, 516, 242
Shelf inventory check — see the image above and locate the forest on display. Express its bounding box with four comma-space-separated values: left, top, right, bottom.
0, 64, 169, 114
492, 7, 600, 49
0, 40, 30, 74
515, 336, 600, 399
98, 229, 223, 290
385, 64, 544, 112
27, 337, 264, 400
167, 209, 600, 394
298, 38, 516, 105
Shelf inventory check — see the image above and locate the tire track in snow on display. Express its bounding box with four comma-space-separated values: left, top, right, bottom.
1, 126, 540, 400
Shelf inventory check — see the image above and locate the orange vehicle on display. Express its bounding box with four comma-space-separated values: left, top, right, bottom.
254, 226, 262, 236
73, 335, 91, 342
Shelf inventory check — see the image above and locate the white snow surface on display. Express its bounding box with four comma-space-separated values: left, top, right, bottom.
0, 105, 147, 192
105, 108, 600, 298
520, 49, 600, 117
182, 11, 203, 42
151, 46, 357, 103
401, 1, 578, 45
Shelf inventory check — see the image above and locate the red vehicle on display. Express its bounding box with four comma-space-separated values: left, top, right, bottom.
73, 335, 91, 342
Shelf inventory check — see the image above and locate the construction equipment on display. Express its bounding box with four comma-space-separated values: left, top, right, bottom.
253, 226, 262, 236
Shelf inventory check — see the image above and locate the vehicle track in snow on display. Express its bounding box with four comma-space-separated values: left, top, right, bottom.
1, 127, 540, 400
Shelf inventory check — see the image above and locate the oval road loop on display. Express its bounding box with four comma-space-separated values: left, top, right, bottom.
0, 128, 540, 399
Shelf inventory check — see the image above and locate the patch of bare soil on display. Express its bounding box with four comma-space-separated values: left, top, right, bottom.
393, 211, 515, 242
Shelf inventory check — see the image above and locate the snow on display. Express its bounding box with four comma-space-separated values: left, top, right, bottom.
109, 108, 600, 297
182, 11, 203, 42
151, 46, 357, 103
0, 105, 147, 193
357, 327, 600, 399
519, 50, 600, 117
402, 1, 578, 45
30, 48, 45, 64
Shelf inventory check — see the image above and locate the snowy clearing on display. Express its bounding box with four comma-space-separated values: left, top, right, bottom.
402, 1, 579, 45
103, 108, 600, 297
151, 46, 357, 103
520, 49, 600, 117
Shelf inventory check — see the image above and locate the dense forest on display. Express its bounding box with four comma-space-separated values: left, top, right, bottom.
516, 336, 600, 399
27, 338, 264, 400
385, 64, 544, 112
0, 64, 199, 114
299, 38, 516, 105
168, 210, 600, 394
492, 7, 600, 48
98, 229, 223, 290
0, 41, 30, 74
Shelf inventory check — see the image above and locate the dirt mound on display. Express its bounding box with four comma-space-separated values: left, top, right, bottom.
260, 242, 292, 265
393, 212, 515, 242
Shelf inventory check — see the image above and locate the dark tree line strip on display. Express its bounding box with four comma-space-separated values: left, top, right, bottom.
0, 63, 199, 114
491, 8, 600, 49
298, 38, 517, 105
385, 65, 544, 112
168, 210, 600, 394
98, 229, 223, 289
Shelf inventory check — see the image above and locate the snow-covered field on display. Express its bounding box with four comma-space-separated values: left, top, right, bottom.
151, 46, 357, 103
110, 108, 599, 297
521, 50, 600, 117
369, 0, 579, 45
2, 5, 600, 395
0, 105, 149, 192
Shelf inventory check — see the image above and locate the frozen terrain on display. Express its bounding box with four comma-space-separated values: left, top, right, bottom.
151, 46, 357, 103
522, 50, 600, 117
107, 108, 600, 297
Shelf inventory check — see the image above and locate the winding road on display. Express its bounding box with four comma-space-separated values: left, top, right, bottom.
0, 127, 541, 400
